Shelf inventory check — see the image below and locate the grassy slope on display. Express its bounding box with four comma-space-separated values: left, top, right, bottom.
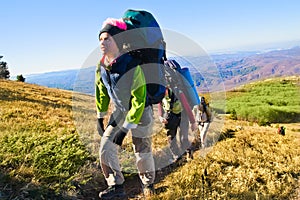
0, 80, 96, 199
0, 77, 300, 199
225, 76, 300, 124
152, 120, 300, 200
152, 76, 300, 200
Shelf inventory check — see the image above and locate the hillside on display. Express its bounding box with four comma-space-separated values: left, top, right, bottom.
215, 46, 300, 90
0, 78, 300, 199
0, 79, 97, 199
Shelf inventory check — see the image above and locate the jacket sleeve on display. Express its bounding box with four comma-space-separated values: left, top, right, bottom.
157, 102, 164, 120
95, 66, 110, 118
123, 65, 146, 129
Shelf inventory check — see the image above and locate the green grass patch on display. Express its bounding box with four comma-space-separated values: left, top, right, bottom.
224, 77, 300, 124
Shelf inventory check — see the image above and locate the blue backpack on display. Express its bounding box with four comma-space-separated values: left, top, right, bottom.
164, 59, 200, 108
122, 9, 166, 104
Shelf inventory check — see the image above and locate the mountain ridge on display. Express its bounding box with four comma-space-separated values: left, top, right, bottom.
23, 46, 300, 94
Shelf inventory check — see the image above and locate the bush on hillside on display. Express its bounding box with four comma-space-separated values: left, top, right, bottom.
0, 56, 10, 79
16, 74, 26, 82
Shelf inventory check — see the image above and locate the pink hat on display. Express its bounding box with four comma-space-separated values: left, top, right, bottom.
99, 18, 127, 37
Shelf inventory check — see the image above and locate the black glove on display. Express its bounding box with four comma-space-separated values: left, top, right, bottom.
97, 118, 105, 136
113, 128, 128, 146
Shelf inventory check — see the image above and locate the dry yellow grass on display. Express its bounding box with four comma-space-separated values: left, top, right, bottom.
151, 118, 300, 200
0, 79, 93, 198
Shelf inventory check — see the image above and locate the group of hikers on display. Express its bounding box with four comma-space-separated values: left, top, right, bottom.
157, 86, 211, 163
95, 14, 212, 199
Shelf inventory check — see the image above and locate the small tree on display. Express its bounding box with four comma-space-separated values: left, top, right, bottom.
17, 74, 26, 82
0, 56, 10, 79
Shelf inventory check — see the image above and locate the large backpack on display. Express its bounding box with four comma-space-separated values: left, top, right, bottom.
122, 9, 199, 110
122, 9, 166, 104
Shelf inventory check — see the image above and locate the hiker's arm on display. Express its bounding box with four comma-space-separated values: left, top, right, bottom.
157, 102, 167, 124
179, 92, 195, 124
157, 102, 163, 117
179, 92, 197, 131
157, 102, 164, 122
123, 66, 146, 129
95, 68, 110, 118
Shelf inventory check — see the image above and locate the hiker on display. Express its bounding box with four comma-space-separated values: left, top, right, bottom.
193, 96, 211, 148
158, 86, 197, 162
158, 86, 182, 162
277, 126, 286, 136
96, 18, 155, 199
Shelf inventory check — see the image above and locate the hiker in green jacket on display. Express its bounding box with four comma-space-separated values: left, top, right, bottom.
158, 86, 197, 162
95, 18, 155, 199
158, 87, 183, 163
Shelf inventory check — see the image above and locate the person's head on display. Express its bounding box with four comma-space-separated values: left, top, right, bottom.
99, 18, 127, 56
200, 96, 205, 103
201, 96, 209, 107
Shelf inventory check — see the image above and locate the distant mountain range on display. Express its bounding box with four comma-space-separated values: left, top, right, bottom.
214, 46, 300, 90
24, 46, 300, 94
25, 69, 79, 91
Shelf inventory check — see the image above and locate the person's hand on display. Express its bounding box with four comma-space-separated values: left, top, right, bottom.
113, 128, 129, 146
162, 118, 168, 124
159, 116, 168, 124
97, 118, 105, 136
191, 122, 197, 132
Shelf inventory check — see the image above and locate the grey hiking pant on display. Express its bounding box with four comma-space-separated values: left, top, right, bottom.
99, 106, 155, 186
199, 121, 210, 148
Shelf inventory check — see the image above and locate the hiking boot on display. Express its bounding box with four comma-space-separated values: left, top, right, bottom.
186, 149, 194, 161
172, 154, 179, 162
99, 184, 126, 199
168, 154, 180, 165
143, 183, 155, 199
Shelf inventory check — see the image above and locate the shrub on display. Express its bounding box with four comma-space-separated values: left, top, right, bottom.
229, 109, 237, 120
16, 74, 26, 82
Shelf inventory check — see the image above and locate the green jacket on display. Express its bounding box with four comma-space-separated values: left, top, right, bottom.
95, 53, 146, 129
161, 88, 182, 115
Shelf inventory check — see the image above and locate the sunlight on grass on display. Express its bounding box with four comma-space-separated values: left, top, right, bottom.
1, 76, 300, 199
153, 119, 300, 199
0, 80, 93, 198
223, 76, 300, 124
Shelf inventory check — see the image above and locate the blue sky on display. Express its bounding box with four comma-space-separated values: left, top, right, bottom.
1, 0, 300, 76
